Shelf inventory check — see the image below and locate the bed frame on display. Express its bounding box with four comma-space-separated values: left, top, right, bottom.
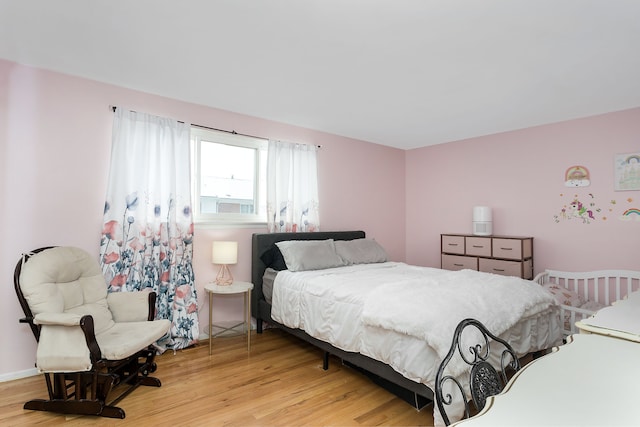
251, 231, 433, 410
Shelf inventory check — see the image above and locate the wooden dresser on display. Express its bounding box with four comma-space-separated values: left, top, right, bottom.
441, 234, 533, 279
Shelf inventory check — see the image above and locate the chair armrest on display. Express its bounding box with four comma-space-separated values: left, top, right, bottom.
34, 312, 83, 326
107, 291, 157, 322
35, 314, 102, 372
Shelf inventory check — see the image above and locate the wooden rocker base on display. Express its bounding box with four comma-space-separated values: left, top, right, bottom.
137, 376, 162, 387
23, 347, 163, 420
24, 373, 162, 419
24, 398, 126, 419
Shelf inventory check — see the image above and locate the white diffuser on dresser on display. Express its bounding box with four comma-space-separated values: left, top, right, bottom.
472, 206, 492, 236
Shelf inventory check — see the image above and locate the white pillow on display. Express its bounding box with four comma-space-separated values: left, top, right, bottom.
275, 239, 345, 272
335, 239, 388, 265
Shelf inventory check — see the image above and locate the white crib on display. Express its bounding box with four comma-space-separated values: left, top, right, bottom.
534, 269, 640, 336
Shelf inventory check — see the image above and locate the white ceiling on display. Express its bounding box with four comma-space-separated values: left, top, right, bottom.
2, 1, 640, 150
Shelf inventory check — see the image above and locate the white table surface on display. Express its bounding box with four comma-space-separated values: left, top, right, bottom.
453, 333, 640, 426
575, 290, 640, 342
204, 281, 254, 294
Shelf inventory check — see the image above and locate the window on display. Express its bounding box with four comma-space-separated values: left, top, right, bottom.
191, 127, 267, 225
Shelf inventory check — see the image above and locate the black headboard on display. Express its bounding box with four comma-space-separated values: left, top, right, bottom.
251, 230, 365, 324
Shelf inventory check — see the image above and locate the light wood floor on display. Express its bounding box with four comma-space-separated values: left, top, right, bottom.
0, 328, 434, 426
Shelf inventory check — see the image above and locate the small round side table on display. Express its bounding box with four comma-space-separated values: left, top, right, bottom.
204, 281, 254, 355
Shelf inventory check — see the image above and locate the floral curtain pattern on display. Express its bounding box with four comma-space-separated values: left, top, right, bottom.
266, 140, 320, 233
100, 108, 199, 352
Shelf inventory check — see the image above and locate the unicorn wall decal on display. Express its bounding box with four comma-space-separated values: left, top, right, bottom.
555, 194, 601, 224
568, 199, 595, 223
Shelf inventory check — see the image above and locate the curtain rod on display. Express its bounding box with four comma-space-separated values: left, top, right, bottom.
110, 105, 321, 148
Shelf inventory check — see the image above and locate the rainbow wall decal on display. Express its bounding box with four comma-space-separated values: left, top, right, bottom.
620, 208, 640, 221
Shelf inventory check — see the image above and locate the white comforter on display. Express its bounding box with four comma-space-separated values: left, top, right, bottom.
271, 262, 561, 425
362, 267, 556, 373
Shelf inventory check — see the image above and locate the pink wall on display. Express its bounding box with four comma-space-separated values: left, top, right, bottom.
0, 59, 405, 378
2, 57, 638, 380
406, 108, 640, 273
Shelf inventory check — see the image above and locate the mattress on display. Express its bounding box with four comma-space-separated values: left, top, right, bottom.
270, 262, 562, 425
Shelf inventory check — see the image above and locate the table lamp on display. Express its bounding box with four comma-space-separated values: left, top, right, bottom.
212, 241, 238, 285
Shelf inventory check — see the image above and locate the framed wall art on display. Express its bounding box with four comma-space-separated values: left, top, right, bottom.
614, 152, 640, 191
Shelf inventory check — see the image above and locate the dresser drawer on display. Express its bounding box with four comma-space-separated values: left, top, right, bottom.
442, 235, 465, 255
492, 238, 523, 259
479, 258, 523, 277
465, 237, 491, 257
442, 254, 478, 271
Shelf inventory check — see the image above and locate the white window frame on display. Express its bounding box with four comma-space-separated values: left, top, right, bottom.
191, 126, 268, 227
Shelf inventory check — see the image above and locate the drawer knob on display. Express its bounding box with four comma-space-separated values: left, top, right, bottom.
472, 245, 484, 248
500, 247, 513, 250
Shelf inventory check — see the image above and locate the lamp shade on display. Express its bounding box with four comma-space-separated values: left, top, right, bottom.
212, 241, 238, 265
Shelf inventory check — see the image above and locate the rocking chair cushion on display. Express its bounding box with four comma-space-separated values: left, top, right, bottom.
36, 324, 93, 372
34, 312, 84, 326
34, 316, 170, 371
107, 291, 155, 323
19, 246, 171, 373
20, 247, 116, 335
97, 320, 170, 360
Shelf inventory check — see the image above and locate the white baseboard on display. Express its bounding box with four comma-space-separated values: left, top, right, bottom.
0, 367, 38, 383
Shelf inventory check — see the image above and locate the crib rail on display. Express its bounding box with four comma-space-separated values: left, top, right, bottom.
534, 269, 640, 336
545, 269, 640, 305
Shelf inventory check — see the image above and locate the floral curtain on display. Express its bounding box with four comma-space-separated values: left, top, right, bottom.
100, 108, 199, 352
266, 140, 320, 232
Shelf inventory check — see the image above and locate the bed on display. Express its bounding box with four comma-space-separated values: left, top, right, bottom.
251, 231, 562, 425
